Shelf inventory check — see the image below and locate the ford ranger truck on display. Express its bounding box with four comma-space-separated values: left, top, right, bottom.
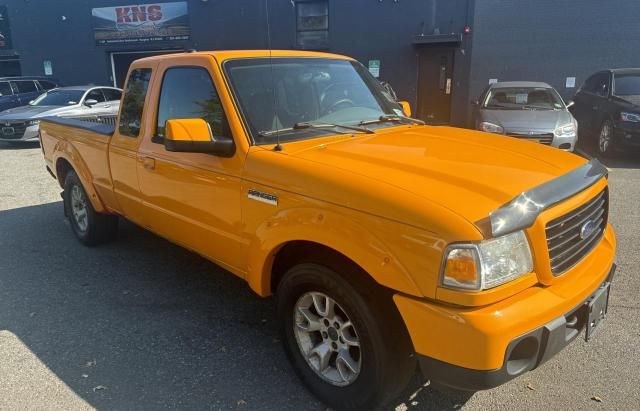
39, 51, 616, 410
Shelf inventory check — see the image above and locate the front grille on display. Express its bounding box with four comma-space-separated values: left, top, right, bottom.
0, 121, 28, 139
546, 188, 608, 275
508, 132, 554, 145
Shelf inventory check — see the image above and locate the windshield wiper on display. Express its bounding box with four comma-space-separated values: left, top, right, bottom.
259, 122, 374, 137
358, 114, 425, 126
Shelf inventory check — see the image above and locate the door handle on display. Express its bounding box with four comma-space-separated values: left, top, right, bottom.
142, 157, 155, 170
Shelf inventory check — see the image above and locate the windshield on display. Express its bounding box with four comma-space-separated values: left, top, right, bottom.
483, 87, 564, 110
613, 74, 640, 96
30, 90, 84, 106
224, 57, 403, 144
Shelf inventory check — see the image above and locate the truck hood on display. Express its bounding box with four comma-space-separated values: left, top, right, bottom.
270, 125, 587, 231
0, 105, 78, 120
479, 109, 573, 131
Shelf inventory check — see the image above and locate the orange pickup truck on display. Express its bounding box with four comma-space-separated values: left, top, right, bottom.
40, 50, 616, 410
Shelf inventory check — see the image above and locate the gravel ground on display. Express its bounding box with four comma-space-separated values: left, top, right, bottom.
0, 141, 638, 410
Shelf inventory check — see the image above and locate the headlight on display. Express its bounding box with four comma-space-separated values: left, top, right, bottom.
27, 120, 40, 126
479, 121, 504, 134
554, 123, 576, 137
620, 112, 640, 122
441, 230, 533, 291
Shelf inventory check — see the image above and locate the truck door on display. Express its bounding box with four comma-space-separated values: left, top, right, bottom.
108, 67, 154, 223
135, 57, 247, 274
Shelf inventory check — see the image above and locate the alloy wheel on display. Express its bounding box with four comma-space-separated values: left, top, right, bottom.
293, 291, 362, 386
599, 122, 611, 153
70, 185, 88, 232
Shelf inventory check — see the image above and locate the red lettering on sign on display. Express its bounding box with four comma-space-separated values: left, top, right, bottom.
130, 6, 146, 22
116, 7, 131, 23
148, 5, 162, 21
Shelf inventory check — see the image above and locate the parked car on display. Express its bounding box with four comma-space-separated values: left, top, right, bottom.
39, 51, 615, 410
473, 81, 577, 151
0, 76, 61, 112
570, 68, 640, 156
0, 85, 121, 142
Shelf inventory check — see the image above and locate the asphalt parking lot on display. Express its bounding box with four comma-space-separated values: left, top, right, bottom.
0, 141, 639, 410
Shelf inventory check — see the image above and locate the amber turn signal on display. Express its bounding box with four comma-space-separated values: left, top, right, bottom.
443, 248, 481, 290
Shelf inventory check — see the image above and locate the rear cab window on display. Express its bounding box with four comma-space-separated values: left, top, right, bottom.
119, 68, 152, 138
154, 66, 230, 140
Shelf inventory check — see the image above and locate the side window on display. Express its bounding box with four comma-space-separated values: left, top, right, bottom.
13, 80, 38, 93
155, 67, 229, 139
102, 88, 122, 102
38, 80, 57, 91
119, 68, 152, 138
85, 89, 106, 103
0, 81, 12, 96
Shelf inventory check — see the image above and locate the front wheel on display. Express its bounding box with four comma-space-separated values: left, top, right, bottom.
63, 170, 118, 246
598, 119, 616, 157
276, 263, 416, 410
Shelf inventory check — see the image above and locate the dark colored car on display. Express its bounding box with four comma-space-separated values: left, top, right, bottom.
0, 76, 61, 112
570, 69, 640, 156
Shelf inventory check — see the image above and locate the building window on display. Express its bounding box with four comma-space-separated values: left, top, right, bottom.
296, 1, 328, 50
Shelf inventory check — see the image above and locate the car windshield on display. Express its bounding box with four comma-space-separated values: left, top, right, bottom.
613, 74, 640, 96
30, 90, 84, 106
224, 57, 404, 144
483, 87, 564, 110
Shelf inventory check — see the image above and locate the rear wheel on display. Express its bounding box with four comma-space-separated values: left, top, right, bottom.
63, 171, 118, 246
276, 263, 416, 410
597, 119, 616, 157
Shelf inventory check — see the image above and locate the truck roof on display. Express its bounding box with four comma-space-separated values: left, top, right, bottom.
134, 49, 354, 64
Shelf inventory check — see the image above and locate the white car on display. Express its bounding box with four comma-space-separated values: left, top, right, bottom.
0, 86, 121, 142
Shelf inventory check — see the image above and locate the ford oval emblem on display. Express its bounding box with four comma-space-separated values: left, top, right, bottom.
580, 220, 598, 240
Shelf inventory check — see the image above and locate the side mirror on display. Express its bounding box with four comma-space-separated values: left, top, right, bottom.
398, 101, 412, 117
84, 99, 98, 107
164, 118, 235, 157
471, 99, 479, 106
566, 101, 575, 109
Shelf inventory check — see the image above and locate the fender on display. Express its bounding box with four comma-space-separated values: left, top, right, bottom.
245, 207, 423, 298
54, 140, 107, 214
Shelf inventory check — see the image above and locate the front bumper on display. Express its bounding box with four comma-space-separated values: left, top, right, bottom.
0, 124, 39, 141
416, 265, 614, 391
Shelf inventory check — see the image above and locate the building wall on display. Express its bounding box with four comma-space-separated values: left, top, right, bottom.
0, 0, 472, 124
469, 0, 640, 124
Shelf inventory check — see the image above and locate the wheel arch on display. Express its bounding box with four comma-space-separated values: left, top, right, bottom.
245, 216, 422, 299
55, 152, 106, 213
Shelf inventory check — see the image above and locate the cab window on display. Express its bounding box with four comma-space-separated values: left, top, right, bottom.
119, 68, 152, 138
155, 67, 230, 139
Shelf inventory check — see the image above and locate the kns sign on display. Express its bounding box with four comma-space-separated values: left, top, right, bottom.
115, 5, 163, 23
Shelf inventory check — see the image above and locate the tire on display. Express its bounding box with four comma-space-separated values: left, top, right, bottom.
63, 170, 118, 246
597, 119, 616, 157
276, 263, 416, 410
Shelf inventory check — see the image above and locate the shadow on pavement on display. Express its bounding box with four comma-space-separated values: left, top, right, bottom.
0, 141, 40, 150
575, 139, 640, 169
0, 202, 471, 410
